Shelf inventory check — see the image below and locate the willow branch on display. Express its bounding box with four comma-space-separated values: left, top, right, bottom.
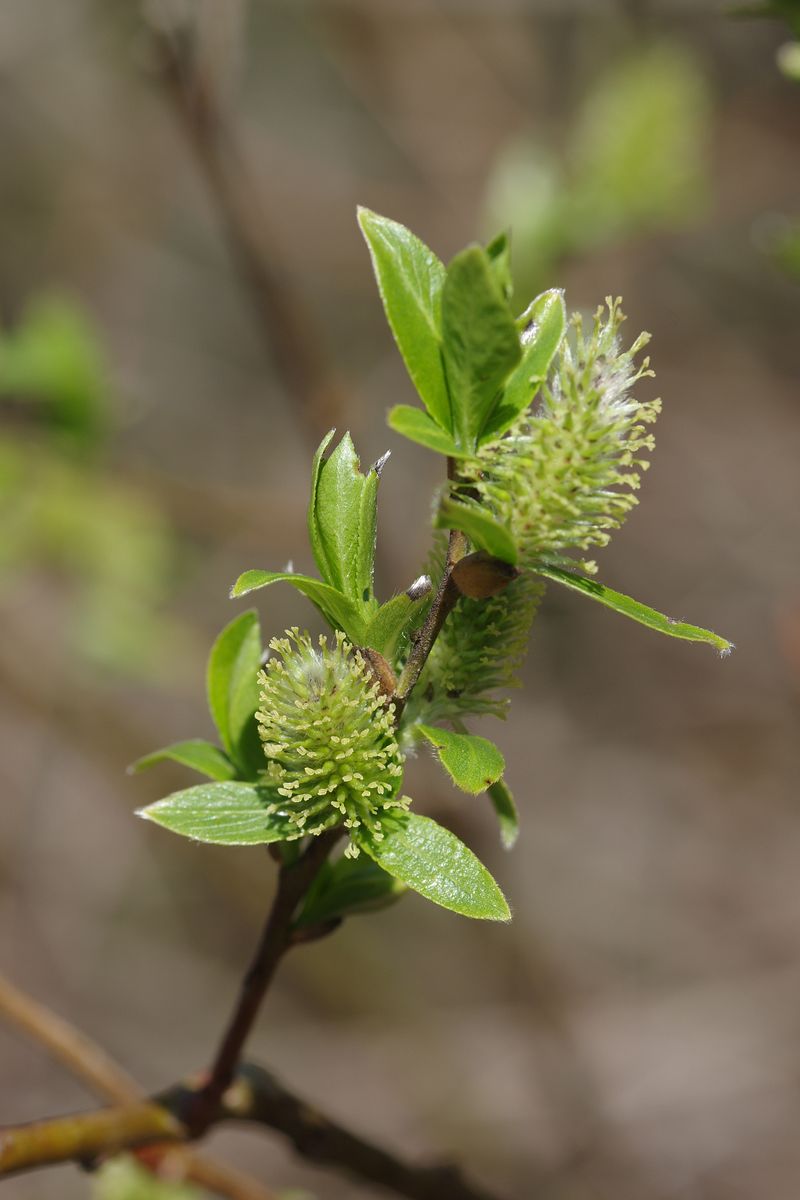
0, 1063, 506, 1200
187, 827, 343, 1134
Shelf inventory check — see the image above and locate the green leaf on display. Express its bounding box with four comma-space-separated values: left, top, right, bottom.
307, 430, 381, 607
387, 405, 462, 457
416, 725, 505, 794
486, 230, 513, 301
364, 587, 431, 659
357, 812, 510, 921
488, 778, 519, 849
229, 570, 366, 643
308, 428, 337, 583
436, 497, 518, 564
206, 612, 262, 770
136, 781, 297, 846
296, 855, 405, 927
358, 207, 451, 432
533, 563, 734, 654
129, 739, 236, 782
441, 245, 521, 452
479, 288, 566, 444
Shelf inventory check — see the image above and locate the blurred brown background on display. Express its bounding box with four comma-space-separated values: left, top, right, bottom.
1, 1, 799, 1197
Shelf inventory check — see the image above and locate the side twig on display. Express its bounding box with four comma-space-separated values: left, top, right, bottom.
0, 1062, 507, 1200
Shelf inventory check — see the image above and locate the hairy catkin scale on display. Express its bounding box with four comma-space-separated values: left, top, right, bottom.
256, 629, 407, 857
462, 298, 660, 572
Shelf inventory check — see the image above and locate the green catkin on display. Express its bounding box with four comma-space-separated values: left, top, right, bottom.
257, 629, 407, 857
403, 541, 543, 727
421, 574, 543, 722
461, 298, 660, 572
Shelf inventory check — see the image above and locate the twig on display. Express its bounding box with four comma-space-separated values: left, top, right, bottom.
0, 1062, 507, 1200
187, 827, 344, 1134
0, 975, 140, 1105
0, 974, 277, 1200
146, 16, 347, 446
394, 459, 467, 712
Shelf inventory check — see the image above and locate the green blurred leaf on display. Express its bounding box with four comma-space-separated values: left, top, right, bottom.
357, 813, 510, 921
307, 431, 382, 609
0, 295, 107, 448
137, 781, 296, 845
488, 778, 519, 849
441, 246, 521, 452
296, 854, 406, 927
387, 405, 461, 456
570, 44, 711, 240
416, 724, 505, 794
479, 288, 566, 444
358, 207, 451, 431
436, 497, 518, 564
532, 563, 734, 654
129, 739, 236, 782
364, 587, 431, 659
229, 570, 366, 643
93, 1155, 208, 1200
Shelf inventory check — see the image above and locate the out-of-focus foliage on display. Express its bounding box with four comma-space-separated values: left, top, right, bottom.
0, 295, 188, 677
733, 0, 800, 77
92, 1157, 207, 1200
484, 42, 711, 294
754, 212, 800, 279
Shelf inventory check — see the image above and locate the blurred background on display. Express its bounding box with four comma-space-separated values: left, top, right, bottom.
1, 1, 799, 1197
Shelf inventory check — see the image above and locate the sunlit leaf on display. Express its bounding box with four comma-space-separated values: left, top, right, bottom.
206, 611, 262, 770
533, 563, 733, 654
387, 405, 461, 457
358, 207, 451, 431
441, 246, 521, 452
357, 812, 510, 921
416, 724, 505, 794
129, 739, 236, 782
137, 782, 296, 846
229, 571, 366, 643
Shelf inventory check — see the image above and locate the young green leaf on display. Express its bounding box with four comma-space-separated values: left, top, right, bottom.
136, 781, 297, 845
295, 855, 406, 928
487, 778, 519, 849
533, 563, 734, 654
307, 431, 382, 608
206, 611, 262, 769
356, 812, 510, 921
486, 230, 514, 301
357, 207, 451, 432
478, 288, 566, 444
416, 724, 505, 794
230, 570, 366, 644
387, 405, 462, 457
129, 739, 236, 782
441, 245, 521, 451
364, 586, 431, 660
307, 428, 337, 584
436, 496, 518, 565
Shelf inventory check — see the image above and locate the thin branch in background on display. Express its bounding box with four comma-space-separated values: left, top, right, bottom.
0, 974, 278, 1200
0, 1062, 509, 1200
144, 8, 348, 448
